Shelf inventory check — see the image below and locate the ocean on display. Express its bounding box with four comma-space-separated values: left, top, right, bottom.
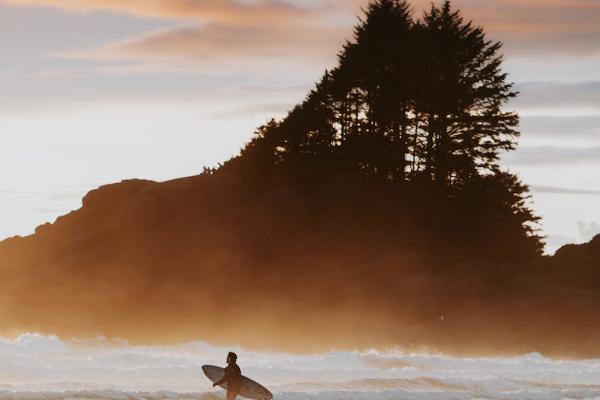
0, 333, 599, 400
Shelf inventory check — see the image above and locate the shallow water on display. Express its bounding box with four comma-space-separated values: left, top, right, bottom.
1, 333, 599, 399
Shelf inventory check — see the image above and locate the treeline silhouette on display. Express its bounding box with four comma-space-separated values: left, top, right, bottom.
224, 0, 542, 263
1, 0, 598, 356
244, 0, 518, 184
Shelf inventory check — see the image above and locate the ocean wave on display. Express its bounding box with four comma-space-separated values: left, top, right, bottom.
2, 387, 600, 400
0, 390, 220, 400
1, 334, 600, 399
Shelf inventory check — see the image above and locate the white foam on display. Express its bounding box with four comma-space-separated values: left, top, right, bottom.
0, 334, 599, 399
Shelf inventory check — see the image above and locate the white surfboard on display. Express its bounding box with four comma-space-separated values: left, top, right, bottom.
202, 364, 273, 400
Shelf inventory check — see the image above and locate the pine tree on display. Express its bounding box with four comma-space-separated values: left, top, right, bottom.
334, 0, 414, 182
232, 0, 543, 260
415, 1, 519, 186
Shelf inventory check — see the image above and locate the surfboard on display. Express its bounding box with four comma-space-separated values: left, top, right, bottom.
202, 364, 273, 400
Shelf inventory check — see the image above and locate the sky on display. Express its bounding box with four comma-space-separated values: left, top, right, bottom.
0, 0, 598, 254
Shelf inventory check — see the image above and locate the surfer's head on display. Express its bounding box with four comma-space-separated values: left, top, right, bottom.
227, 352, 238, 364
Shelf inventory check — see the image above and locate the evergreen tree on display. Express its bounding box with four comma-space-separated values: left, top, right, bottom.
233, 0, 542, 257
334, 0, 414, 182
415, 1, 519, 186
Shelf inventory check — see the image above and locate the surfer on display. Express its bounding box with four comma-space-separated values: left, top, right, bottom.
213, 352, 242, 400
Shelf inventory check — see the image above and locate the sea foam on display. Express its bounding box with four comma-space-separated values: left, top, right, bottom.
0, 333, 599, 399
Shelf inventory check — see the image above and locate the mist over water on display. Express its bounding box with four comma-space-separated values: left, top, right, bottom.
0, 333, 599, 400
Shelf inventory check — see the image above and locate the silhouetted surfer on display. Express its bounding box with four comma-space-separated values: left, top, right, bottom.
213, 352, 242, 400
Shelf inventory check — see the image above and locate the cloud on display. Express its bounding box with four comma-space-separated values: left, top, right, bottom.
3, 0, 340, 68
545, 234, 577, 249
415, 0, 600, 56
230, 84, 309, 95
520, 115, 600, 140
334, 0, 600, 56
530, 185, 600, 195
2, 0, 316, 24
0, 2, 175, 75
503, 145, 600, 165
5, 0, 600, 69
0, 189, 46, 195
209, 102, 295, 119
36, 207, 70, 214
77, 22, 347, 62
28, 0, 348, 71
577, 221, 600, 241
48, 191, 86, 201
513, 81, 600, 112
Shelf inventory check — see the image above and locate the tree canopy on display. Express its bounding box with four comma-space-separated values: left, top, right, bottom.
241, 1, 518, 183
227, 0, 543, 261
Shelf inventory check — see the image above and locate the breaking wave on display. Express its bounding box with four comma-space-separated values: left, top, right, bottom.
1, 333, 600, 399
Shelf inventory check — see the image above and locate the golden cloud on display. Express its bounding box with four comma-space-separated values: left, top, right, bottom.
5, 0, 600, 66
68, 22, 349, 63
2, 0, 316, 24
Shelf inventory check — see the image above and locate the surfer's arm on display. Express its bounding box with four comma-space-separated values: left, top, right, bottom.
213, 369, 231, 387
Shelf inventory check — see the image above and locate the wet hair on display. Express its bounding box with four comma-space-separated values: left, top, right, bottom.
228, 352, 238, 361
